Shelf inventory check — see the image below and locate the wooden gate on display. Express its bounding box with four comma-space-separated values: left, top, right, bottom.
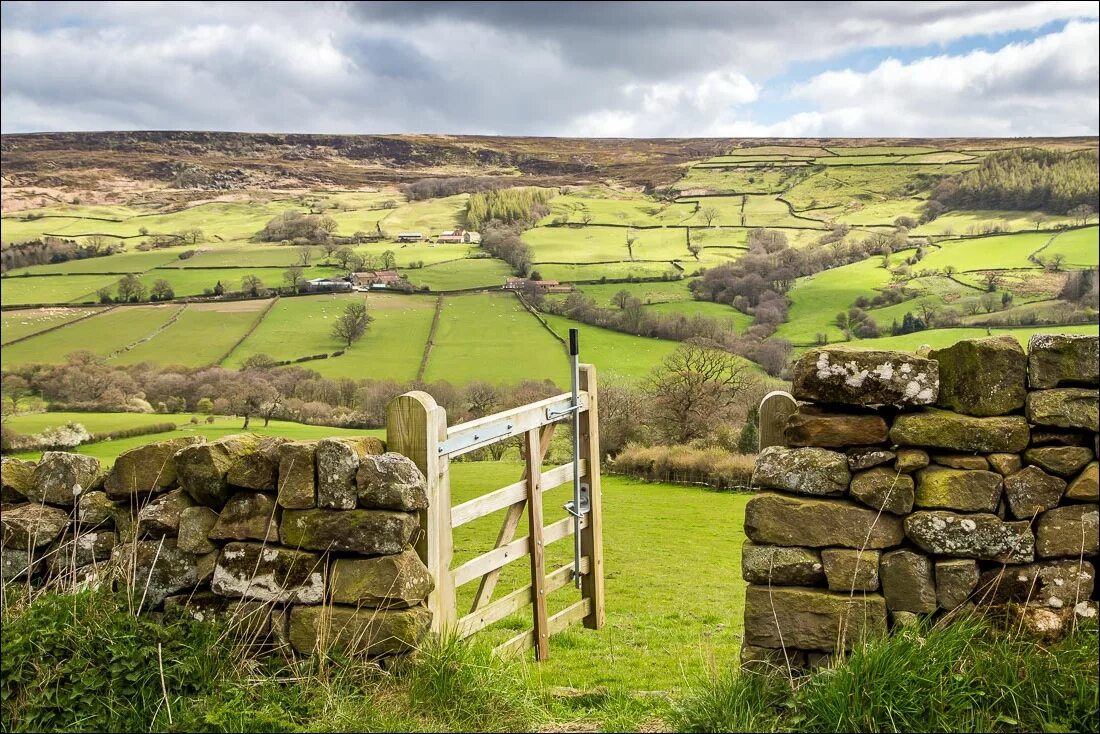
386, 364, 605, 661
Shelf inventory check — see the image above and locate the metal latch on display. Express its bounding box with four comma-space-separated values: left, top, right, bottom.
545, 404, 580, 421
563, 483, 591, 517
437, 421, 514, 455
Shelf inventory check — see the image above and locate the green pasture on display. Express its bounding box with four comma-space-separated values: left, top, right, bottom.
829, 198, 927, 226
674, 166, 810, 194
524, 225, 689, 264
898, 151, 978, 164
224, 293, 365, 365
423, 293, 566, 385
407, 257, 513, 291
166, 245, 302, 268
325, 206, 395, 234
776, 254, 899, 344
5, 410, 195, 436
0, 273, 124, 305
11, 248, 189, 275
132, 200, 306, 241
137, 265, 331, 297
688, 226, 749, 247
830, 323, 1099, 354
541, 313, 682, 381
0, 304, 180, 368
785, 164, 971, 209
644, 299, 756, 331
112, 301, 266, 368
376, 194, 468, 236
816, 155, 908, 166
573, 279, 697, 306
919, 231, 1053, 272
727, 145, 833, 157
356, 242, 476, 267
534, 262, 684, 282
823, 145, 941, 156
912, 210, 1076, 237
742, 195, 823, 228
1033, 226, 1099, 268
1, 306, 104, 343
540, 189, 697, 227
675, 196, 744, 227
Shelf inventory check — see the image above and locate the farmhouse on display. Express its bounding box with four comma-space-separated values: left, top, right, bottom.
304, 277, 353, 292
503, 277, 574, 294
397, 232, 424, 242
436, 228, 481, 244
351, 269, 403, 289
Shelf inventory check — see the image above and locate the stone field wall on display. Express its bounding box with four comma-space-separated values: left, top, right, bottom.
1, 434, 434, 659
743, 334, 1099, 670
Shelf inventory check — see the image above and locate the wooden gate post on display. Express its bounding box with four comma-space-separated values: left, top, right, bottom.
387, 391, 456, 634
578, 364, 605, 630
758, 390, 797, 451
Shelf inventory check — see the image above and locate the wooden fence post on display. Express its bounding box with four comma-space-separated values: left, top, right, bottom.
578, 364, 605, 630
524, 428, 550, 660
758, 390, 797, 451
387, 391, 456, 635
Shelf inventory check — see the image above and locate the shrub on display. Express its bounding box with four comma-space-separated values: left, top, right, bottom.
610, 444, 756, 491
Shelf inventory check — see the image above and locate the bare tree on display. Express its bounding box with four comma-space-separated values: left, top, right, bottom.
612, 289, 632, 309
625, 231, 638, 261
700, 205, 720, 227
297, 245, 314, 266
1068, 204, 1095, 226
331, 301, 373, 348
241, 274, 265, 296
283, 265, 305, 290
687, 241, 703, 260
580, 208, 593, 227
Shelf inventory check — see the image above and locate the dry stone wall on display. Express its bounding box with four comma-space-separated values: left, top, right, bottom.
742, 334, 1099, 670
1, 434, 434, 659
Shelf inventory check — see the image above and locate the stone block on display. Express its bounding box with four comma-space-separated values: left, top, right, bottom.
1024, 446, 1093, 477
931, 336, 1027, 416
277, 441, 317, 509
904, 511, 1034, 563
914, 466, 1002, 513
847, 448, 895, 471
1003, 466, 1066, 519
288, 604, 431, 656
988, 453, 1023, 477
935, 558, 979, 610
931, 454, 990, 470
894, 448, 929, 473
104, 437, 203, 499
791, 347, 938, 407
75, 490, 115, 528
1, 547, 36, 582
111, 538, 202, 608
29, 452, 103, 507
1066, 462, 1099, 501
784, 409, 889, 448
136, 488, 194, 539
1026, 389, 1099, 432
47, 530, 117, 574
177, 435, 261, 508
177, 506, 218, 555
164, 592, 273, 640
317, 437, 386, 510
751, 446, 850, 497
978, 560, 1095, 609
849, 467, 914, 515
208, 492, 279, 542
743, 585, 887, 652
329, 548, 434, 608
211, 542, 325, 604
1, 504, 71, 549
740, 643, 807, 673
744, 493, 904, 549
356, 453, 429, 511
227, 436, 287, 491
1, 457, 35, 504
1027, 334, 1099, 388
880, 549, 936, 613
741, 542, 825, 585
280, 509, 419, 555
890, 411, 1029, 453
821, 549, 880, 592
1036, 504, 1099, 558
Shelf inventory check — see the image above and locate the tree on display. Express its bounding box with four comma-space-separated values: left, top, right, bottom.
380, 250, 397, 270
980, 292, 1000, 313
227, 376, 277, 429
700, 205, 720, 227
149, 279, 175, 301
982, 271, 1003, 292
283, 265, 305, 290
334, 247, 354, 270
580, 208, 593, 227
612, 289, 632, 309
1032, 213, 1047, 230
625, 231, 638, 261
116, 273, 147, 303
97, 286, 114, 304
737, 404, 759, 454
321, 241, 340, 261
331, 301, 373, 348
1046, 253, 1067, 272
646, 339, 754, 444
241, 274, 265, 297
1068, 203, 1095, 226
687, 241, 703, 260
297, 245, 314, 266
213, 280, 225, 297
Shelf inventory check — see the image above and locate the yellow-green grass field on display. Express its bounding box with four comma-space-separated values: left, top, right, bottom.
823, 145, 942, 156
815, 155, 911, 166
898, 151, 979, 164
534, 262, 684, 282
356, 242, 477, 268
539, 189, 698, 227
644, 299, 756, 331
13, 248, 193, 275
541, 313, 683, 381
727, 145, 833, 157
0, 304, 181, 368
423, 293, 567, 385
828, 198, 927, 226
572, 279, 697, 306
136, 265, 332, 297
407, 258, 513, 291
1, 306, 104, 343
784, 164, 973, 209
742, 195, 825, 228
112, 301, 268, 368
673, 166, 811, 194
919, 231, 1055, 272
376, 194, 468, 236
0, 273, 126, 305
827, 323, 1099, 354
688, 226, 749, 247
525, 225, 689, 263
1040, 226, 1099, 268
164, 245, 303, 268
911, 210, 1075, 236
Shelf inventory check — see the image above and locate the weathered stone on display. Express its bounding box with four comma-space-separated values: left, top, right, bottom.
894, 448, 930, 473
277, 441, 316, 509
890, 610, 921, 629
75, 490, 115, 528
935, 558, 979, 610
821, 549, 880, 592
280, 509, 419, 554
1026, 389, 1099, 432
208, 492, 279, 542
1003, 466, 1066, 519
330, 548, 434, 608
740, 643, 807, 672
176, 435, 261, 508
880, 550, 937, 613
849, 467, 914, 515
1, 457, 35, 503
891, 411, 1030, 453
784, 409, 889, 448
28, 452, 103, 507
743, 585, 887, 651
914, 467, 1002, 513
289, 604, 432, 656
744, 493, 904, 549
225, 436, 286, 491
1031, 429, 1093, 447
847, 448, 896, 471
1017, 605, 1072, 642
111, 538, 201, 608
1, 548, 36, 581
356, 453, 429, 511
1027, 334, 1099, 388
196, 549, 217, 586
1036, 504, 1099, 558
177, 506, 218, 555
932, 453, 990, 471
931, 336, 1027, 416
212, 542, 325, 604
317, 437, 385, 510
988, 453, 1023, 476
978, 560, 1095, 609
136, 488, 194, 539
1024, 446, 1094, 477
741, 542, 825, 585
271, 608, 292, 651
1, 504, 70, 549
104, 437, 203, 498
904, 511, 1034, 563
48, 530, 117, 573
164, 592, 273, 639
751, 446, 850, 497
791, 347, 939, 407
1066, 462, 1099, 501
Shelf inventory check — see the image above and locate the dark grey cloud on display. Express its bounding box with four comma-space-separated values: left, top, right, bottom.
1, 1, 1096, 136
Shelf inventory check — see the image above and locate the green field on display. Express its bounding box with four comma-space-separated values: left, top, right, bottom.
525, 225, 689, 263
224, 294, 364, 366
113, 301, 267, 368
674, 166, 810, 195
742, 195, 823, 228
137, 265, 332, 297
0, 273, 125, 305
541, 313, 683, 381
919, 231, 1054, 272
534, 261, 684, 282
777, 254, 899, 344
1, 306, 104, 343
540, 188, 697, 227
423, 293, 567, 385
831, 323, 1100, 353
14, 248, 191, 275
911, 210, 1075, 236
376, 195, 468, 236
407, 257, 513, 291
1041, 226, 1100, 267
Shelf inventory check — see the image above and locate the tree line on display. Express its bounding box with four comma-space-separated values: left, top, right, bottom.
465, 187, 554, 231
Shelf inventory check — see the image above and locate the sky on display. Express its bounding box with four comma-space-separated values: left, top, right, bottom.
1, 1, 1098, 137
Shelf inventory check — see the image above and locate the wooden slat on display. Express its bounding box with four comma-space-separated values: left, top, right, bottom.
452, 513, 589, 588
525, 429, 550, 661
442, 391, 589, 459
455, 558, 589, 639
450, 460, 586, 528
469, 422, 556, 611
578, 364, 605, 631
493, 598, 593, 659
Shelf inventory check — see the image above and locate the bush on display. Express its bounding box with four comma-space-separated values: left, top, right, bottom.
610, 444, 756, 490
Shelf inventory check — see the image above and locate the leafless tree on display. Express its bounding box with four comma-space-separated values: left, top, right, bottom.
283, 265, 305, 290
700, 205, 720, 227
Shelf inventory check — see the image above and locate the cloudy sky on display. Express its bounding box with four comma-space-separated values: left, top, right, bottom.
2, 1, 1098, 137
